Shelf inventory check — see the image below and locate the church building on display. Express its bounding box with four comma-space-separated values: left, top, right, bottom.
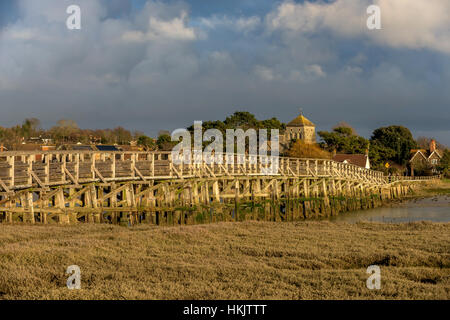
284, 111, 316, 143
280, 111, 316, 153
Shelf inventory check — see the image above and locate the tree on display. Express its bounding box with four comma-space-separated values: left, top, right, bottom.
157, 134, 176, 151
437, 149, 450, 178
318, 127, 369, 154
50, 119, 79, 143
224, 111, 258, 129
368, 141, 397, 171
137, 135, 156, 150
21, 118, 41, 139
0, 126, 19, 149
332, 121, 357, 135
185, 111, 286, 152
187, 120, 227, 135
370, 125, 417, 166
112, 127, 132, 145
416, 136, 447, 150
260, 117, 286, 131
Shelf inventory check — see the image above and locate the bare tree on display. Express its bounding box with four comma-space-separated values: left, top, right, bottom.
51, 119, 79, 143
333, 121, 357, 136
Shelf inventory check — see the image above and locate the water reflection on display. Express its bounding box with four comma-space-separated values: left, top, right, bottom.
330, 195, 450, 223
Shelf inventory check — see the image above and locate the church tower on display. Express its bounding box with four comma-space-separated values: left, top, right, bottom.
285, 110, 316, 144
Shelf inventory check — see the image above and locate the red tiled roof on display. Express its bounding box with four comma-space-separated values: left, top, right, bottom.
13, 144, 44, 151
333, 154, 368, 168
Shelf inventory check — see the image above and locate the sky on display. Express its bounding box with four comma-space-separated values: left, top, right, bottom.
0, 0, 449, 145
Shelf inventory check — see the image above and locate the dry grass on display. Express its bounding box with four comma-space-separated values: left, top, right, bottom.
410, 180, 450, 197
0, 221, 449, 300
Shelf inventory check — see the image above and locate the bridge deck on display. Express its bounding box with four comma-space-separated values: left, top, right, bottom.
0, 151, 441, 225
0, 150, 387, 192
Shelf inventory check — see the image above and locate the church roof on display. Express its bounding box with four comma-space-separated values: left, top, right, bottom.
287, 114, 315, 127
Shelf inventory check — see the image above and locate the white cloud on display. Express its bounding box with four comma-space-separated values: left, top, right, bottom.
121, 11, 197, 42
306, 64, 326, 78
267, 0, 450, 54
198, 15, 261, 33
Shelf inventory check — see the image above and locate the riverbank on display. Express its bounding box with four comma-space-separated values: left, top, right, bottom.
0, 221, 448, 299
359, 179, 450, 209
408, 179, 450, 198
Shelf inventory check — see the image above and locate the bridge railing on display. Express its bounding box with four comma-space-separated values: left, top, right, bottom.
0, 150, 385, 190
387, 175, 442, 183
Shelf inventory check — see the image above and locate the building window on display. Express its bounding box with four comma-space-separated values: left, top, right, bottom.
431, 159, 438, 165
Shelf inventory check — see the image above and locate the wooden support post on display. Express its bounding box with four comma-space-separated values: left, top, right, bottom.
7, 156, 14, 188
25, 191, 35, 224
234, 180, 239, 221
303, 179, 311, 219
57, 188, 69, 224
68, 188, 77, 224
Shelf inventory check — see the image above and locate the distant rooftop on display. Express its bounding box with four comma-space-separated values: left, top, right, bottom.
96, 145, 120, 151
333, 154, 369, 168
71, 145, 95, 151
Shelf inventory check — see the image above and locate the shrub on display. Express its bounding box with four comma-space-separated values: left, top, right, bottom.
286, 140, 331, 159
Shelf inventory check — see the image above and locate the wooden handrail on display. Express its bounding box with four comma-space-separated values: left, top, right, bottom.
0, 150, 434, 191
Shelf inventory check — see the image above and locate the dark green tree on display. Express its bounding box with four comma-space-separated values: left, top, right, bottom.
260, 117, 286, 131
318, 127, 369, 154
369, 125, 417, 166
224, 111, 258, 129
137, 135, 156, 150
186, 111, 286, 151
21, 118, 41, 139
157, 134, 176, 151
437, 149, 450, 178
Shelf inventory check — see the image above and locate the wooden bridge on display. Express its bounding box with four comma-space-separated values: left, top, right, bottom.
0, 150, 437, 225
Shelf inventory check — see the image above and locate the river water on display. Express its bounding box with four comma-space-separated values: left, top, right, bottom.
330, 195, 450, 223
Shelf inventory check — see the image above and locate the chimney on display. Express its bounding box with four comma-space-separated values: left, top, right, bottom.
429, 139, 436, 153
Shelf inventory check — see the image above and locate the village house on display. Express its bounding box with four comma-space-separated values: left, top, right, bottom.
409, 139, 442, 176
332, 150, 371, 169
14, 143, 56, 152
27, 136, 53, 145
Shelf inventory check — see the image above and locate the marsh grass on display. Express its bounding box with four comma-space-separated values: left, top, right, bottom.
0, 221, 449, 300
409, 180, 450, 197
